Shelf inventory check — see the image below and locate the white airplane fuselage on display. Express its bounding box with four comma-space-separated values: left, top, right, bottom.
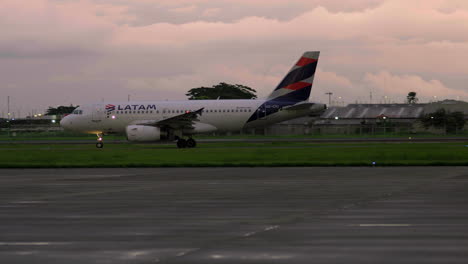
60, 51, 322, 147
61, 99, 322, 135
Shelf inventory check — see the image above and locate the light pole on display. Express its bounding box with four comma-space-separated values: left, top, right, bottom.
7, 96, 10, 120
325, 92, 333, 106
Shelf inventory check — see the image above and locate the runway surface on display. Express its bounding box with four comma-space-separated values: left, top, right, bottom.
1, 167, 468, 263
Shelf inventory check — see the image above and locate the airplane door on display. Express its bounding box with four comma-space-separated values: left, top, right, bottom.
92, 104, 104, 122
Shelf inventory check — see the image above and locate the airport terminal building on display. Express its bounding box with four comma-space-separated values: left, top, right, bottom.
264, 100, 468, 135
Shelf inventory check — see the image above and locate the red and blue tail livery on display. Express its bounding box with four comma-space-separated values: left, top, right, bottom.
247, 51, 320, 123
268, 51, 319, 103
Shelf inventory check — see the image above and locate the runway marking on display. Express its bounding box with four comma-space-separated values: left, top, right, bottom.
9, 200, 45, 204
264, 225, 279, 231
243, 231, 257, 237
15, 251, 36, 255
210, 253, 292, 260
353, 224, 413, 227
175, 248, 199, 257
242, 225, 280, 238
0, 242, 71, 246
124, 250, 149, 258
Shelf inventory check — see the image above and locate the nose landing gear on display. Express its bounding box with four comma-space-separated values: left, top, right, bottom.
96, 133, 104, 148
186, 138, 197, 148
176, 137, 197, 148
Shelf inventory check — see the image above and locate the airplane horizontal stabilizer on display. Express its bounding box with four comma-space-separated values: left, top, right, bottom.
282, 103, 316, 111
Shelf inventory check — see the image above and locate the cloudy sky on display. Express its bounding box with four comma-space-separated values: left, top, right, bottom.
2, 0, 468, 117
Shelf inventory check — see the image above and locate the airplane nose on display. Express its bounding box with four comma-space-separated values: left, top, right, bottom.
60, 116, 71, 130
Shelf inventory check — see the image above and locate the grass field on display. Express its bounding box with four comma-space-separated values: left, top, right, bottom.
1, 141, 468, 167
2, 131, 468, 141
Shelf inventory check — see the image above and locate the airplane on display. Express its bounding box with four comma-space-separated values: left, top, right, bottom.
60, 51, 325, 148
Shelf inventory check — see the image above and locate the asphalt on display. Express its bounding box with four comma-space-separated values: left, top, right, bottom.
1, 167, 468, 263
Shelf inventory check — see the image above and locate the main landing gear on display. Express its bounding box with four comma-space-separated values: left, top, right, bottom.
96, 133, 104, 148
176, 137, 197, 148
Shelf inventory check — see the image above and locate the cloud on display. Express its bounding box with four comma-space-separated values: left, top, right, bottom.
169, 5, 197, 14
363, 71, 468, 102
2, 0, 468, 115
202, 8, 221, 17
87, 0, 385, 25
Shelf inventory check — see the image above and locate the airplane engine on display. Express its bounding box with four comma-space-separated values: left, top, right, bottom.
126, 125, 161, 142
309, 103, 327, 116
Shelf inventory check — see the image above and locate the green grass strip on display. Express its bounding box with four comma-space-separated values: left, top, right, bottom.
2, 142, 468, 168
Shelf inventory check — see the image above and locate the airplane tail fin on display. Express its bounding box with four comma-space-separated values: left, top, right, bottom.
267, 51, 319, 104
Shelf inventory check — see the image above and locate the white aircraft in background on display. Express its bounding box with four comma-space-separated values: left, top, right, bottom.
61, 51, 325, 148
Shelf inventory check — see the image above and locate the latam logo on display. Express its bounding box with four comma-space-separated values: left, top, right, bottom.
105, 104, 158, 111
105, 104, 116, 114
117, 104, 157, 111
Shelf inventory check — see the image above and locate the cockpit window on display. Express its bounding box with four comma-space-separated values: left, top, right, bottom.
72, 110, 83, 115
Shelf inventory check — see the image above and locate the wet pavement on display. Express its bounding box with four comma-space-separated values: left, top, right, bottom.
1, 167, 467, 263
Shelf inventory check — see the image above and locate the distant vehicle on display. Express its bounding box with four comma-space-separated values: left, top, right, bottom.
61, 51, 325, 148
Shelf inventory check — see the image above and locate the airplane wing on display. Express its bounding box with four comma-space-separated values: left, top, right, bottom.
134, 108, 204, 130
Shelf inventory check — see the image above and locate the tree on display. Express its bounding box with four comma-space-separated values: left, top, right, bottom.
45, 105, 78, 116
420, 108, 466, 133
186, 82, 257, 100
407, 91, 418, 104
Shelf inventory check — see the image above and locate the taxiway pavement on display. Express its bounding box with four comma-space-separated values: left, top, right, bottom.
1, 167, 468, 263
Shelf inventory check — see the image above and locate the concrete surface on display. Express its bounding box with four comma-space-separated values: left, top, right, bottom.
0, 167, 468, 263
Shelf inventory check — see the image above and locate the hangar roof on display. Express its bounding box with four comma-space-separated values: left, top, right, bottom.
321, 104, 426, 119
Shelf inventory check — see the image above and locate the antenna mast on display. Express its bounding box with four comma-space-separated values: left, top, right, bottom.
325, 92, 333, 106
